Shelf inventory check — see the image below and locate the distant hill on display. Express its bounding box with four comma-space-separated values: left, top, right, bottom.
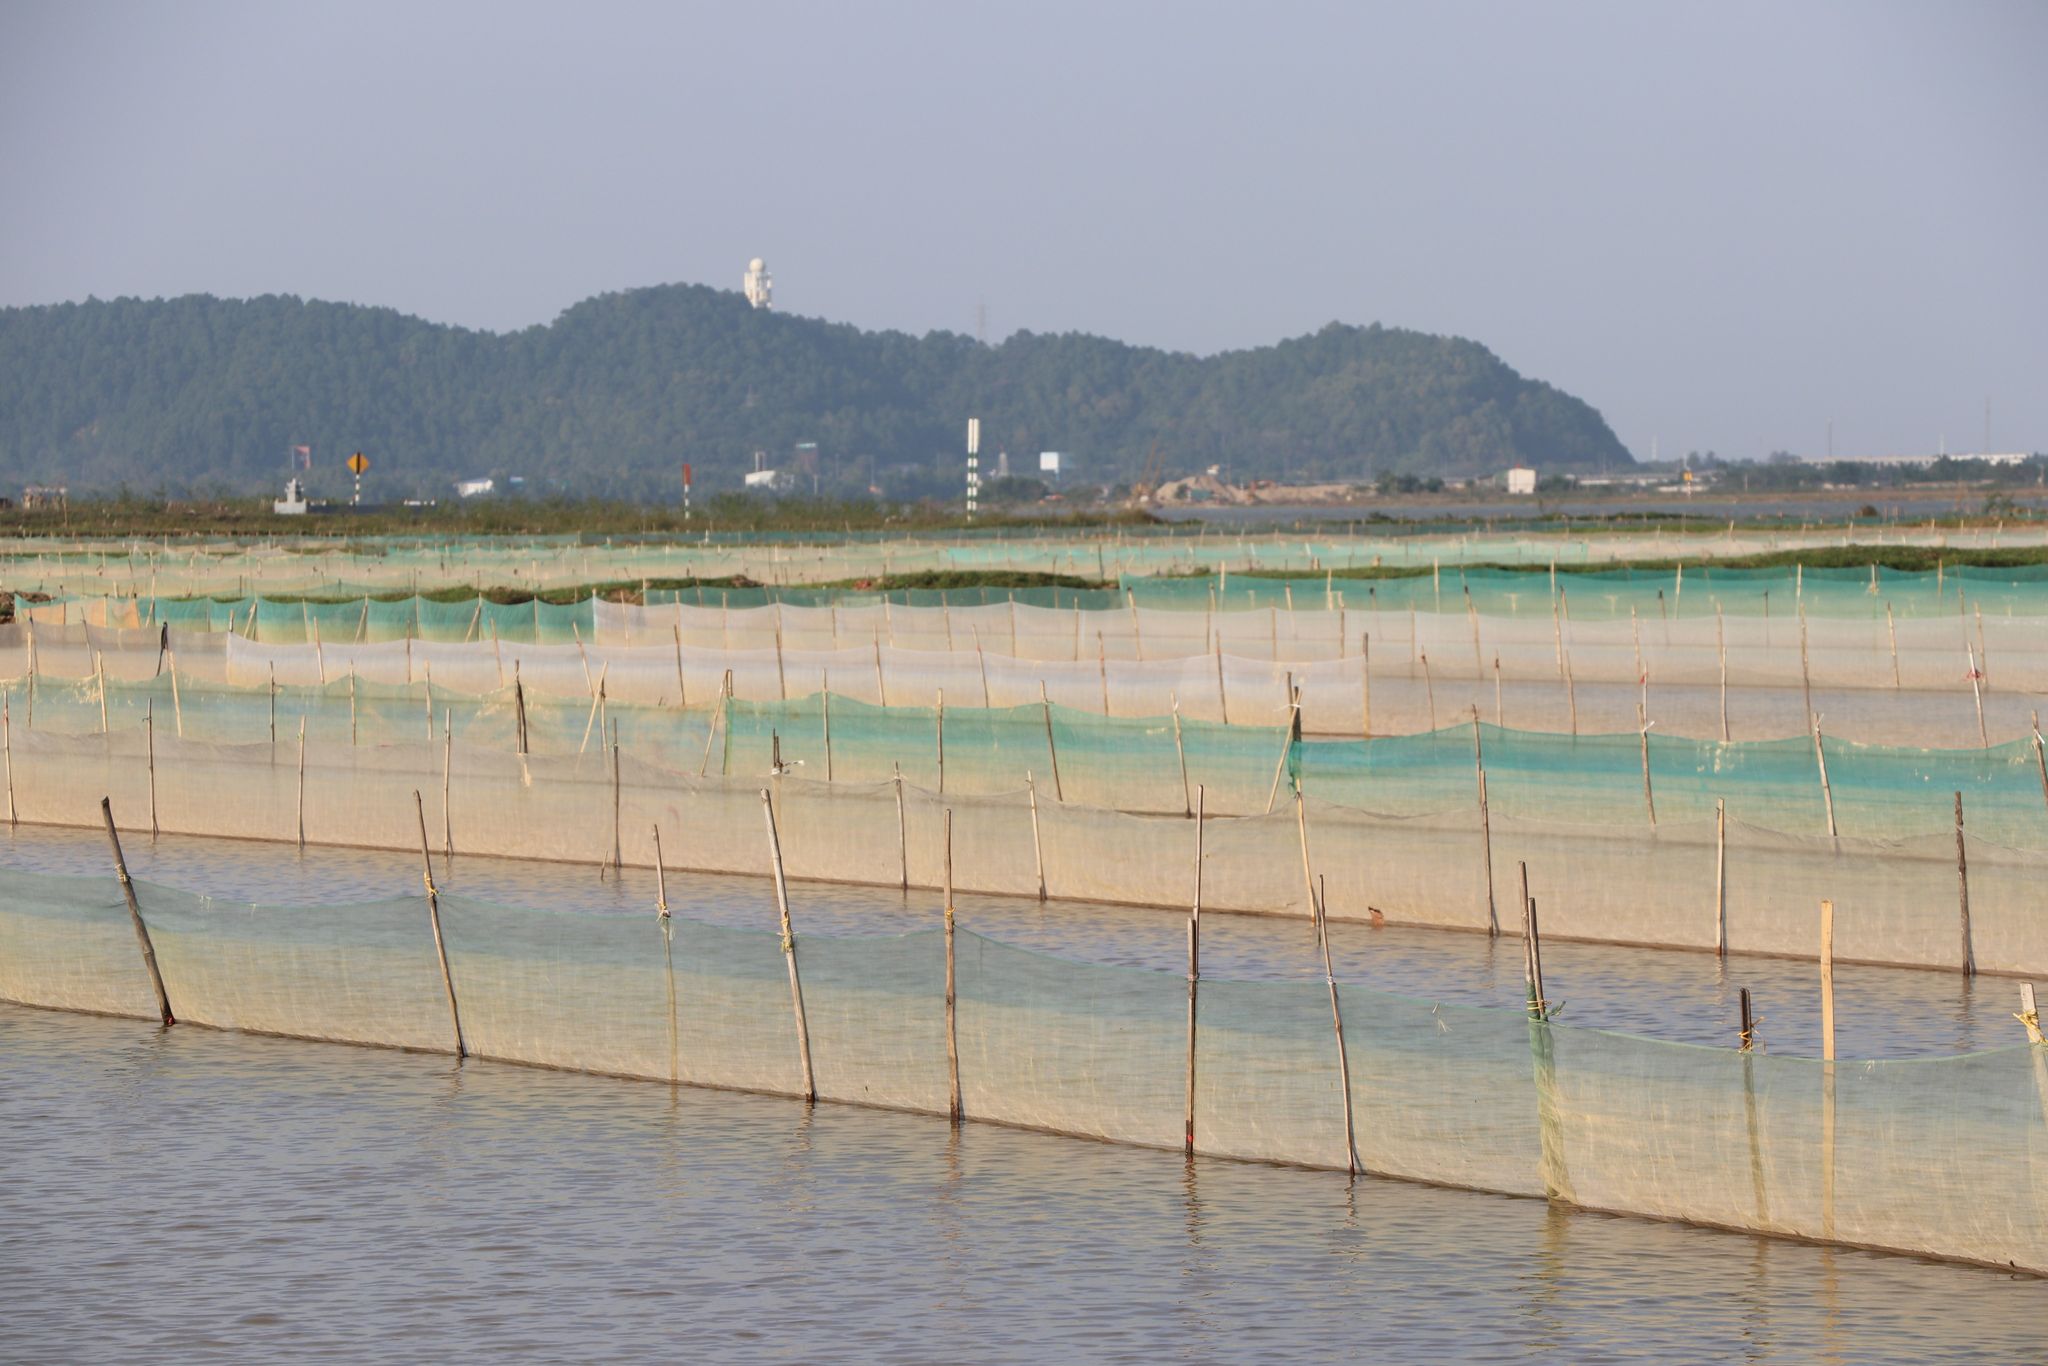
0, 286, 1632, 497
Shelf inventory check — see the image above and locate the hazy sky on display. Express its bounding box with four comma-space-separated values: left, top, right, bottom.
3, 0, 2043, 463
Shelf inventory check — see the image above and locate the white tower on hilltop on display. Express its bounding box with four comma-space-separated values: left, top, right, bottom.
743, 257, 773, 310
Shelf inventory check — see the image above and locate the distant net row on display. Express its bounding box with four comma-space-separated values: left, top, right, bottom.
7, 616, 2044, 746
2, 858, 2043, 1276
10, 523, 2045, 593
2, 727, 2044, 976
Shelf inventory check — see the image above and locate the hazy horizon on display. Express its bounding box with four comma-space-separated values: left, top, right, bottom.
3, 0, 2043, 466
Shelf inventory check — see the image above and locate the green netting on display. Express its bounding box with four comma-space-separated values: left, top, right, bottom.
2, 860, 2043, 1274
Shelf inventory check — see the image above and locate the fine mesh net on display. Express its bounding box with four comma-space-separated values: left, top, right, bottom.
2, 860, 2041, 1275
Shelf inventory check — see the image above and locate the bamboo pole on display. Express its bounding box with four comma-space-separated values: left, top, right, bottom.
1170, 692, 1191, 817
673, 622, 687, 707
442, 710, 453, 862
1638, 705, 1656, 828
1492, 654, 1503, 727
1474, 715, 1498, 935
1040, 681, 1064, 800
3, 689, 14, 826
101, 798, 173, 1026
1813, 717, 1837, 837
1798, 604, 1814, 736
695, 672, 727, 777
1266, 692, 1301, 815
822, 688, 833, 782
2034, 713, 2048, 818
943, 808, 961, 1125
1314, 872, 1361, 1176
348, 665, 357, 746
893, 764, 909, 891
168, 649, 181, 735
936, 689, 946, 794
145, 702, 157, 836
578, 665, 609, 755
1421, 651, 1436, 730
1564, 645, 1577, 737
1714, 798, 1727, 956
610, 720, 623, 871
1184, 784, 1204, 1157
295, 717, 306, 848
760, 787, 816, 1103
1215, 641, 1228, 725
1361, 632, 1371, 737
1519, 861, 1546, 1020
1294, 787, 1316, 923
1026, 769, 1047, 901
1819, 898, 1835, 1060
1885, 602, 1900, 689
2020, 983, 2044, 1047
94, 649, 108, 732
1955, 791, 1975, 975
414, 791, 466, 1057
1968, 642, 1988, 748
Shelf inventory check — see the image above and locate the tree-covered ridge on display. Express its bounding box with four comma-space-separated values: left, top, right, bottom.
0, 285, 1631, 496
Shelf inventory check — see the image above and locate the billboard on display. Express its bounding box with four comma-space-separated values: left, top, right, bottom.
1039, 451, 1061, 473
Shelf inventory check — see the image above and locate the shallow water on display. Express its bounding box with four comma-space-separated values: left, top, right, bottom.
3, 1003, 2042, 1363
0, 825, 2016, 1060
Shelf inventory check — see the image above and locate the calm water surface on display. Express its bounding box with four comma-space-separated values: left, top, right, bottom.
5, 828, 2044, 1361
4, 1004, 2045, 1364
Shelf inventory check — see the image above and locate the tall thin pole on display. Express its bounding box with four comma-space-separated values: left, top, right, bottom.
761, 787, 816, 1103
1170, 692, 1191, 817
1184, 784, 1205, 1157
1714, 797, 1727, 956
1315, 874, 1360, 1176
943, 808, 961, 1125
295, 716, 306, 848
101, 797, 173, 1026
1814, 718, 1837, 837
3, 689, 15, 826
1026, 769, 1047, 901
1955, 791, 1975, 975
414, 791, 465, 1057
1040, 682, 1064, 800
145, 702, 157, 836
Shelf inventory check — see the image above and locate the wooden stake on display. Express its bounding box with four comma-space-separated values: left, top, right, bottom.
1026, 769, 1047, 901
145, 702, 157, 836
94, 649, 108, 732
169, 649, 181, 736
3, 689, 15, 826
893, 763, 909, 891
822, 687, 833, 783
1714, 798, 1727, 956
1185, 784, 1204, 1156
1798, 605, 1814, 736
943, 808, 961, 1124
1738, 986, 1755, 1051
1215, 641, 1228, 725
1885, 601, 1900, 689
442, 710, 453, 863
1294, 787, 1316, 922
1170, 692, 1191, 817
696, 672, 727, 777
760, 787, 816, 1103
348, 665, 357, 746
1638, 704, 1656, 828
101, 797, 173, 1026
1968, 642, 1988, 749
1361, 633, 1371, 737
414, 790, 466, 1057
1474, 716, 1497, 936
1819, 897, 1835, 1060
1040, 681, 1064, 800
936, 689, 946, 794
1519, 861, 1546, 1020
1421, 650, 1436, 730
673, 622, 687, 707
1267, 693, 1301, 815
1955, 791, 1975, 975
269, 662, 277, 744
1813, 717, 1837, 837
295, 717, 306, 848
1314, 873, 1361, 1176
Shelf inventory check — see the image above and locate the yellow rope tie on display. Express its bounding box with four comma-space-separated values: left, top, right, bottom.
422, 869, 437, 899
2014, 1009, 2044, 1046
781, 931, 794, 955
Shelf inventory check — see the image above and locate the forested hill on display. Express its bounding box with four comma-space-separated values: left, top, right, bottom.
0, 286, 1632, 497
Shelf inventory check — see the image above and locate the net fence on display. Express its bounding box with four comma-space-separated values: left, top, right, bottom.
1, 860, 2042, 1276
1, 726, 2043, 975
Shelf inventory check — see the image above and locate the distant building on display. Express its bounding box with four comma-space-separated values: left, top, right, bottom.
21, 485, 66, 511
743, 257, 773, 310
744, 468, 790, 491
273, 478, 309, 515
454, 477, 496, 498
1504, 466, 1537, 495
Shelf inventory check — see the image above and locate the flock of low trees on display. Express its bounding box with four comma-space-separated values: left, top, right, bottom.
0, 285, 1633, 498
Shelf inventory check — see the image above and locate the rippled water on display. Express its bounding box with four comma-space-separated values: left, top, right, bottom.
4, 1004, 2043, 1363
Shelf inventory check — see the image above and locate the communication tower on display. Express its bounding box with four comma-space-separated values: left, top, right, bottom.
743, 257, 773, 310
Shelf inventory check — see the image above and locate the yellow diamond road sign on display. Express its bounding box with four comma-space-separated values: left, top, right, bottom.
347, 452, 370, 475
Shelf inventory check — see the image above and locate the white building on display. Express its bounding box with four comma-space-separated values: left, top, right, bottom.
454, 476, 496, 498
1504, 465, 1538, 495
743, 257, 773, 310
273, 478, 308, 515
